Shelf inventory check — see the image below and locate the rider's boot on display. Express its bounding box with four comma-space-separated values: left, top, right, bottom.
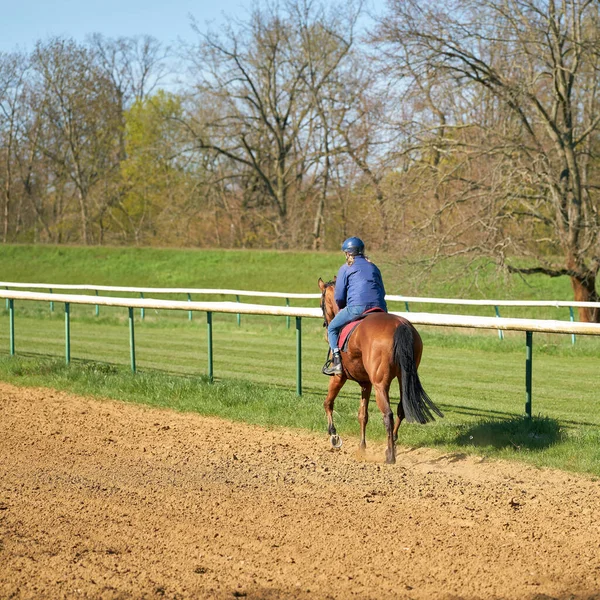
322, 350, 342, 376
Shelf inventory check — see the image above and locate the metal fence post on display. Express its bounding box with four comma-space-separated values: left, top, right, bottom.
49, 288, 54, 313
525, 331, 533, 418
296, 316, 302, 396
188, 293, 193, 321
95, 290, 99, 317
129, 307, 136, 373
140, 292, 145, 320
65, 303, 71, 365
494, 306, 504, 340
9, 299, 14, 355
569, 307, 576, 345
207, 311, 213, 383
286, 298, 291, 329
236, 295, 241, 326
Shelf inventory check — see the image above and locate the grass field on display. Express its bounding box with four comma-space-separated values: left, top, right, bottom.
1, 244, 599, 476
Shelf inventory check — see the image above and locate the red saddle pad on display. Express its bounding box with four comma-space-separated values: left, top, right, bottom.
338, 307, 385, 350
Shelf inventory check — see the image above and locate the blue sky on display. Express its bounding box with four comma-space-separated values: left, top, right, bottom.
2, 0, 386, 54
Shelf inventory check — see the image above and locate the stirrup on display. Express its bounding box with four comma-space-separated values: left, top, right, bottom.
322, 354, 342, 376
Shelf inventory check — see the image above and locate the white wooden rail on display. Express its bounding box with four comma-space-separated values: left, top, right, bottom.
5, 288, 600, 331
0, 281, 317, 299
3, 280, 600, 309
2, 288, 600, 416
4, 280, 598, 344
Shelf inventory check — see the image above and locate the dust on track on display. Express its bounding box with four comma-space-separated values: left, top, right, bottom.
1, 382, 600, 600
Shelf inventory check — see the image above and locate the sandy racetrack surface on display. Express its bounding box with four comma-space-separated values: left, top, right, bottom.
1, 382, 600, 600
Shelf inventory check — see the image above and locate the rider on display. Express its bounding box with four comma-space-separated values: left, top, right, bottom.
322, 237, 388, 376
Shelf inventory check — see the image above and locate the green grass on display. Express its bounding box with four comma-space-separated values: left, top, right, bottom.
1, 244, 599, 476
0, 243, 579, 317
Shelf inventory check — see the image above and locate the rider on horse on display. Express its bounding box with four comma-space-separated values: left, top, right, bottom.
322, 237, 388, 376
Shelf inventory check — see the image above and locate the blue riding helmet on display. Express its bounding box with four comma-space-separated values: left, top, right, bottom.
341, 237, 365, 256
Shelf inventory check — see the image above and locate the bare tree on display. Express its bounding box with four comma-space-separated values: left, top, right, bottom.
181, 0, 363, 247
30, 38, 123, 244
0, 52, 30, 242
88, 34, 169, 105
293, 1, 382, 250
377, 0, 600, 320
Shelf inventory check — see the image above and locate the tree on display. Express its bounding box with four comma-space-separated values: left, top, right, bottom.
0, 52, 28, 242
30, 37, 123, 244
377, 0, 600, 320
181, 0, 363, 247
113, 91, 193, 245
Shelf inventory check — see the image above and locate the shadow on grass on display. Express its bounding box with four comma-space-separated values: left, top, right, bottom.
454, 415, 564, 451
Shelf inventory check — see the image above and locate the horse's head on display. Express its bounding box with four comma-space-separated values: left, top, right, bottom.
318, 277, 338, 327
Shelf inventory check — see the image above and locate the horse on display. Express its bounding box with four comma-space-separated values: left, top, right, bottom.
318, 277, 443, 464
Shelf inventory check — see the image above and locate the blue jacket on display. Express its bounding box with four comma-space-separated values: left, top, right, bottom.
334, 256, 387, 310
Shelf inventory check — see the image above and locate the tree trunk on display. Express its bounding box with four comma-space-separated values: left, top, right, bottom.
76, 188, 89, 245
3, 180, 10, 243
569, 272, 600, 323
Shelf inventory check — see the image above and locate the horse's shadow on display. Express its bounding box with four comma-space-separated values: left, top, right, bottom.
452, 415, 563, 451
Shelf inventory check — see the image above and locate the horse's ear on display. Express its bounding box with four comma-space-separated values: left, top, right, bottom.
318, 277, 326, 291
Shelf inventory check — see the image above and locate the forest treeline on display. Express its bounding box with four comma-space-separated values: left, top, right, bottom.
2, 0, 600, 318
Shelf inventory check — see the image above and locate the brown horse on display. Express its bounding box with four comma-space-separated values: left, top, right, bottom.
319, 277, 443, 464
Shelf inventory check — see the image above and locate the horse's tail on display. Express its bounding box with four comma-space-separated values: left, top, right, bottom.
393, 322, 443, 424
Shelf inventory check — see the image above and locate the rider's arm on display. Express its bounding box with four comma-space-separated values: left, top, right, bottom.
335, 267, 348, 309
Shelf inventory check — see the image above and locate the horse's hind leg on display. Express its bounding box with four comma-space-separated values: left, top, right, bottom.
358, 383, 372, 453
374, 383, 396, 464
324, 375, 346, 447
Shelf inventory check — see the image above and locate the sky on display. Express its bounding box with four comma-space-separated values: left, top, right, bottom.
1, 0, 386, 55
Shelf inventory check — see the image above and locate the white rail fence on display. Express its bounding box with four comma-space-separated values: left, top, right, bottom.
2, 288, 600, 416
3, 280, 600, 342
4, 280, 600, 309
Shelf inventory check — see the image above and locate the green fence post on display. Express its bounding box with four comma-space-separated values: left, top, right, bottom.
129, 307, 136, 373
65, 303, 71, 365
404, 301, 410, 312
569, 307, 576, 345
236, 295, 241, 326
95, 290, 99, 317
525, 331, 533, 418
286, 298, 291, 329
9, 299, 14, 356
49, 288, 54, 313
207, 311, 213, 383
296, 316, 302, 396
5, 287, 9, 310
140, 292, 145, 320
494, 306, 504, 340
188, 293, 193, 321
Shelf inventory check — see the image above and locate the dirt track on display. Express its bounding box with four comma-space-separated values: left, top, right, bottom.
1, 382, 600, 599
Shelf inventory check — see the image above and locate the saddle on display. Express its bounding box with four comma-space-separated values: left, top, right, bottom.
338, 307, 385, 352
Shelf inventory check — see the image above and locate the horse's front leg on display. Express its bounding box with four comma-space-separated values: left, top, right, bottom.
358, 382, 372, 453
324, 374, 347, 448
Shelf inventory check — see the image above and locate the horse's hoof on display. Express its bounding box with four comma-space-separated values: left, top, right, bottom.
330, 434, 343, 449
